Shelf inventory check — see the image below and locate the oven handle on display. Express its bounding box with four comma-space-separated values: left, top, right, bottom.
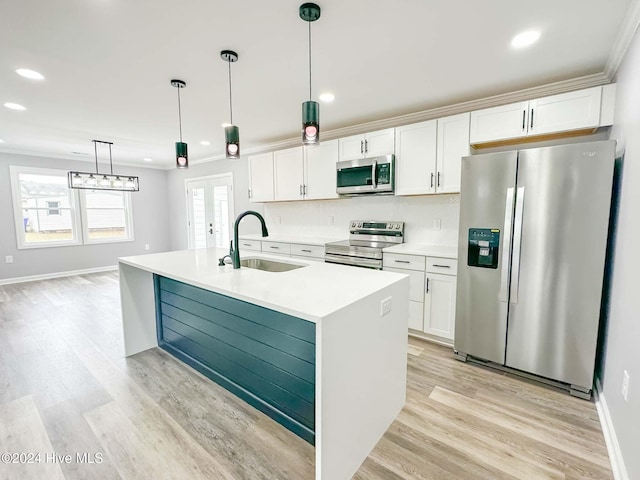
324, 253, 382, 269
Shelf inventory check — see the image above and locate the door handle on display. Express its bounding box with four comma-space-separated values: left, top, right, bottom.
371, 161, 377, 188
430, 172, 434, 189
394, 260, 410, 264
365, 139, 368, 154
248, 188, 251, 199
209, 228, 213, 234
360, 140, 364, 154
300, 184, 303, 195
510, 187, 525, 303
498, 187, 515, 302
437, 172, 441, 188
522, 110, 526, 131
530, 108, 534, 130
432, 264, 450, 268
426, 277, 430, 293
270, 246, 280, 249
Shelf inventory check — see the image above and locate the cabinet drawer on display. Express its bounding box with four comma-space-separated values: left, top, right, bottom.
262, 241, 291, 255
383, 253, 426, 271
290, 243, 325, 259
238, 239, 261, 251
384, 267, 425, 302
426, 257, 457, 275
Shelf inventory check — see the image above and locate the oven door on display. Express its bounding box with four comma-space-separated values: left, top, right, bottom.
324, 253, 382, 270
336, 156, 394, 195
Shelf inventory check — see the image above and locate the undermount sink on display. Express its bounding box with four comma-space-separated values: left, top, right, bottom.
240, 257, 307, 272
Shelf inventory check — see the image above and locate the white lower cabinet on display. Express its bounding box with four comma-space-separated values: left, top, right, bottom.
384, 251, 457, 343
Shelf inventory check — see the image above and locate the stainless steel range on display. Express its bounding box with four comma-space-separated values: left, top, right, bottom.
325, 220, 404, 269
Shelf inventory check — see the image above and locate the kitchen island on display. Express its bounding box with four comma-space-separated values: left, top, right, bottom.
118, 248, 409, 480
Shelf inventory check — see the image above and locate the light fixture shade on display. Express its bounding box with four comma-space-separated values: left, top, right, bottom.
225, 125, 240, 158
302, 100, 319, 145
176, 141, 188, 168
67, 171, 139, 191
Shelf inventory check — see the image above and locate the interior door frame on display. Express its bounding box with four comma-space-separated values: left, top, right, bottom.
184, 173, 234, 249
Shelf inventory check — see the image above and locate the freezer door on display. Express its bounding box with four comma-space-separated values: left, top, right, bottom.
505, 141, 615, 389
455, 151, 517, 364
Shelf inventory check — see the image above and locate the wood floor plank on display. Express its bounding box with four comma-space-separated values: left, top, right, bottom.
0, 396, 65, 480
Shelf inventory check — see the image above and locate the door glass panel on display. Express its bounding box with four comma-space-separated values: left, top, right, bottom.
213, 185, 230, 248
191, 187, 207, 248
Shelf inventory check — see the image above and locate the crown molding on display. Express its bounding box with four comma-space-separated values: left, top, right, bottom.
0, 148, 168, 170
605, 0, 640, 80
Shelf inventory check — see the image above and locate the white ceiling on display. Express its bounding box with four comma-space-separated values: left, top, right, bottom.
0, 0, 633, 169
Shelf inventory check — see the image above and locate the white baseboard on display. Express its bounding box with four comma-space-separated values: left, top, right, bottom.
595, 378, 630, 480
0, 265, 118, 286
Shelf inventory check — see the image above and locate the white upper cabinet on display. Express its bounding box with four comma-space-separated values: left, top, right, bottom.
248, 152, 274, 202
470, 86, 606, 145
528, 87, 602, 136
394, 120, 437, 195
338, 128, 395, 161
436, 112, 470, 194
274, 146, 304, 201
469, 101, 530, 144
395, 113, 469, 196
304, 139, 339, 200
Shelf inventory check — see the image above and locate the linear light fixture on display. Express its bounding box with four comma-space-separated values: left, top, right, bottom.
68, 140, 139, 191
221, 50, 240, 159
300, 3, 321, 145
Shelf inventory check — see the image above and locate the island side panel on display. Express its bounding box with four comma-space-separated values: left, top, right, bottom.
119, 262, 158, 356
315, 276, 409, 480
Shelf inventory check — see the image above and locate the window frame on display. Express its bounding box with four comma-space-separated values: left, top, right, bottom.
9, 165, 135, 249
79, 189, 135, 244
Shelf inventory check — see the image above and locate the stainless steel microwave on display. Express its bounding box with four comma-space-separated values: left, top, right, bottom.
336, 155, 395, 195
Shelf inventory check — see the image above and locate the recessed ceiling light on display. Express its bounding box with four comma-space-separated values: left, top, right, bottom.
16, 68, 45, 80
0, 139, 4, 143
143, 157, 153, 162
319, 92, 335, 102
221, 123, 232, 128
511, 30, 541, 49
200, 141, 211, 146
4, 102, 26, 111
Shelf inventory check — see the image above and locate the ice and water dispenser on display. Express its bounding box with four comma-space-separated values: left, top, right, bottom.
467, 228, 500, 269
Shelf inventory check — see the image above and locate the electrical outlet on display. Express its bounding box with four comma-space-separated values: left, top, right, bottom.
5, 255, 13, 264
380, 297, 392, 316
275, 216, 282, 225
622, 370, 630, 402
328, 216, 334, 225
433, 219, 442, 230
144, 244, 150, 251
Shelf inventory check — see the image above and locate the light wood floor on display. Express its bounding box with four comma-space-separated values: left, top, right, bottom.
0, 272, 612, 479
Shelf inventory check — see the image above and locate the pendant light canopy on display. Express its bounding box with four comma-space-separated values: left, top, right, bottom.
300, 3, 321, 145
171, 79, 188, 169
68, 140, 139, 192
221, 50, 240, 159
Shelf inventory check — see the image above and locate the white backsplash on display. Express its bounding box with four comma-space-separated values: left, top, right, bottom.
263, 194, 460, 245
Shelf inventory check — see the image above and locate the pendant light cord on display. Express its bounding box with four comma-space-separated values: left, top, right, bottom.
108, 143, 114, 175
228, 60, 233, 125
177, 87, 183, 142
308, 21, 312, 101
93, 140, 99, 174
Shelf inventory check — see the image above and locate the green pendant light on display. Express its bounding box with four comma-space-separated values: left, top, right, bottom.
171, 79, 188, 168
300, 3, 321, 145
221, 50, 240, 159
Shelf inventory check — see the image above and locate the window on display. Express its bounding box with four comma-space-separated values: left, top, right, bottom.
9, 166, 134, 249
47, 201, 61, 216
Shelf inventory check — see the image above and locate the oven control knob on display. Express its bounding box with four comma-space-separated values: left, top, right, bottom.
395, 224, 400, 229
358, 223, 362, 228
351, 222, 356, 228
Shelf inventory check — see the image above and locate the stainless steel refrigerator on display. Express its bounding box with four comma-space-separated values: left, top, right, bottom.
454, 140, 615, 398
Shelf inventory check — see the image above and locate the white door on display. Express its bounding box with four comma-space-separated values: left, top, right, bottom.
364, 128, 395, 157
186, 175, 234, 250
304, 139, 339, 200
469, 101, 530, 145
274, 146, 304, 201
248, 152, 274, 202
423, 273, 457, 340
436, 112, 470, 194
339, 134, 366, 161
394, 120, 437, 195
529, 86, 602, 136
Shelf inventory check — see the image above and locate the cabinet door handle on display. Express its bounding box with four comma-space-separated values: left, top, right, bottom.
360, 140, 364, 154
426, 278, 430, 293
522, 110, 526, 131
242, 243, 252, 247
269, 246, 280, 249
248, 188, 251, 199
365, 139, 368, 153
303, 184, 307, 195
437, 172, 441, 187
301, 249, 312, 253
530, 108, 534, 129
300, 184, 303, 195
433, 264, 450, 268
430, 172, 434, 188
394, 260, 410, 264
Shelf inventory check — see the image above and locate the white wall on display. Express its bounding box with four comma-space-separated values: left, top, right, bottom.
264, 194, 460, 244
600, 24, 640, 480
166, 156, 262, 251
0, 152, 171, 281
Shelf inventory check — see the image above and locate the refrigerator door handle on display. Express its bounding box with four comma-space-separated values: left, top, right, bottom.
510, 187, 526, 303
498, 187, 515, 302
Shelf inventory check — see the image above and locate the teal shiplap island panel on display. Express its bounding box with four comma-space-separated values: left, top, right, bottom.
154, 275, 316, 444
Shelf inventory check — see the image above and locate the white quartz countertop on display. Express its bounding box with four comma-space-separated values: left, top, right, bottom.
238, 233, 346, 246
383, 243, 458, 258
119, 248, 407, 323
